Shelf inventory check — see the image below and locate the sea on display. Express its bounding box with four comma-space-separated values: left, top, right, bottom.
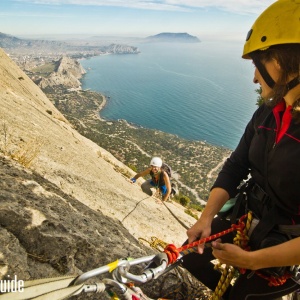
80, 40, 258, 150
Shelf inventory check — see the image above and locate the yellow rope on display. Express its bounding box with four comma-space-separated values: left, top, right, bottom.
138, 236, 169, 252
210, 211, 253, 300
210, 265, 235, 300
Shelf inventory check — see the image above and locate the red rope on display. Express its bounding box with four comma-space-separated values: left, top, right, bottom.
164, 214, 248, 264
255, 271, 292, 287
164, 213, 291, 287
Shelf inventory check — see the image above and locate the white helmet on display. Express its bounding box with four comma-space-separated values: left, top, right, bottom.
150, 157, 162, 167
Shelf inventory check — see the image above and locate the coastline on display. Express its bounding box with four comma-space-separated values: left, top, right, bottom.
97, 93, 107, 121
80, 57, 108, 122
95, 90, 143, 130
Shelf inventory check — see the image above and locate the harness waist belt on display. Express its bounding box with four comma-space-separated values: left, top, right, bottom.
278, 224, 300, 237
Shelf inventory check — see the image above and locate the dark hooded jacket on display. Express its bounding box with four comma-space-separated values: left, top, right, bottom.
213, 101, 300, 223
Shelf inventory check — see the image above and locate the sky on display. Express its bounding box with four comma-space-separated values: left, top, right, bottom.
0, 0, 275, 41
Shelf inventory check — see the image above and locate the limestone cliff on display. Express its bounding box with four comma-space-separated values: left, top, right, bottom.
37, 56, 86, 90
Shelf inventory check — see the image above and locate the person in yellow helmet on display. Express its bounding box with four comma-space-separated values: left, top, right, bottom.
181, 1, 300, 299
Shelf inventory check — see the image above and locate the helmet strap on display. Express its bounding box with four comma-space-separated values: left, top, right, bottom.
287, 77, 300, 91
250, 53, 275, 89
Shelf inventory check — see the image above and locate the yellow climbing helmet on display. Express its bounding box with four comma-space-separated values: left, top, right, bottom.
242, 0, 300, 59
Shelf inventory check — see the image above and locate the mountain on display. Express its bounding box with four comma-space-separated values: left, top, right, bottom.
0, 47, 200, 298
0, 32, 23, 47
0, 32, 68, 52
145, 32, 200, 43
0, 32, 140, 55
36, 56, 86, 90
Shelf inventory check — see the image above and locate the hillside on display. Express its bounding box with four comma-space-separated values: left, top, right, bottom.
0, 31, 139, 53
0, 47, 211, 298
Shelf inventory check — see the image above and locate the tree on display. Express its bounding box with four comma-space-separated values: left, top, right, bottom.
179, 195, 190, 207
256, 87, 264, 107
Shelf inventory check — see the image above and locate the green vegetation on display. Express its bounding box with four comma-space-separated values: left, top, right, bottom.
179, 195, 190, 207
30, 61, 57, 77
256, 87, 264, 107
184, 209, 199, 220
128, 164, 137, 172
0, 122, 43, 168
171, 193, 204, 216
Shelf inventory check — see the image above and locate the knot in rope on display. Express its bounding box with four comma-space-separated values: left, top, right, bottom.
164, 244, 180, 264
231, 213, 247, 233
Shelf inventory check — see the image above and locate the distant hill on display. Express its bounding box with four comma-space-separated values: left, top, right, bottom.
0, 32, 22, 47
145, 32, 200, 43
0, 32, 67, 51
0, 32, 140, 55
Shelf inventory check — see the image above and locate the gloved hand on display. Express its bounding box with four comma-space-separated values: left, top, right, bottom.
130, 178, 136, 183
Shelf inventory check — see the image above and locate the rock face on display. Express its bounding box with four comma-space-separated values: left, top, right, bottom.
37, 56, 86, 90
0, 155, 149, 280
0, 47, 197, 297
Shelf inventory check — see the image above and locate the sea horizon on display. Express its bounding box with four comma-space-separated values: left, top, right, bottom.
80, 40, 258, 150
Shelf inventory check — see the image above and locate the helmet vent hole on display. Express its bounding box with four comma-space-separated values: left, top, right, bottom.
261, 36, 267, 42
246, 29, 252, 41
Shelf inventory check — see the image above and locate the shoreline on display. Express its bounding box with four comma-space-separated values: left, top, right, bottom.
97, 93, 107, 121
80, 57, 108, 123
78, 58, 235, 155
95, 91, 146, 130
79, 57, 236, 151
89, 86, 232, 151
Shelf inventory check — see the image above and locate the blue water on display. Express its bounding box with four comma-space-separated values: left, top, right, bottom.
80, 41, 258, 150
